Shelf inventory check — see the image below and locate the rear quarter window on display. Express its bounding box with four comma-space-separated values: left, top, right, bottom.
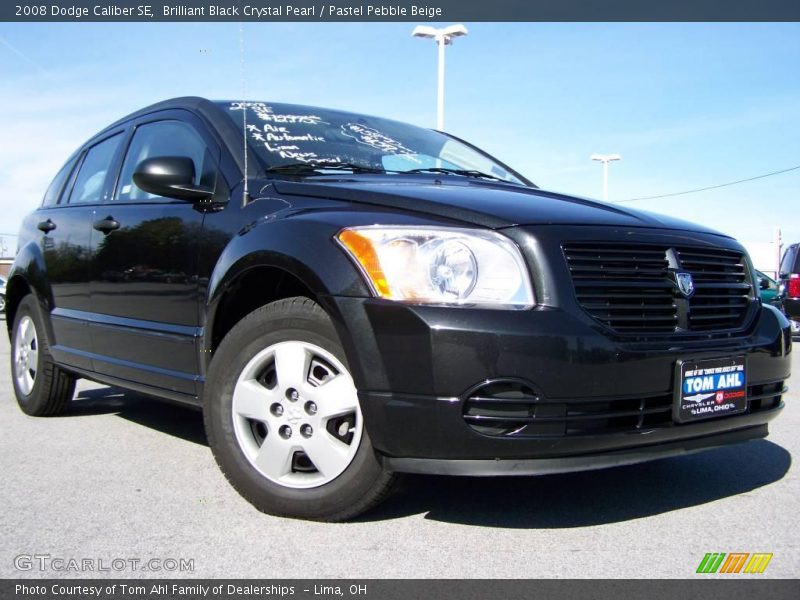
67, 133, 123, 205
42, 156, 78, 207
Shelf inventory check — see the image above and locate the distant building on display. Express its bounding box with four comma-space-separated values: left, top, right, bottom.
0, 235, 15, 277
742, 229, 783, 279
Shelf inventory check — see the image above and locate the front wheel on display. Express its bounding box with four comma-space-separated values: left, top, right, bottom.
203, 297, 397, 521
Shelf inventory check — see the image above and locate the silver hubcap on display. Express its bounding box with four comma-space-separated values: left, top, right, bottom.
14, 316, 38, 395
231, 341, 363, 489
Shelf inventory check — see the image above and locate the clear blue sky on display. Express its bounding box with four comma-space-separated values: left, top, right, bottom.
1, 22, 798, 258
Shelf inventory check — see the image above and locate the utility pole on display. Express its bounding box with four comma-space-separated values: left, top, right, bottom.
590, 153, 622, 201
412, 24, 469, 130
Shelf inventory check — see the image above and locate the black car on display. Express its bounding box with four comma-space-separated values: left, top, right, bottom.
779, 243, 800, 335
6, 98, 791, 520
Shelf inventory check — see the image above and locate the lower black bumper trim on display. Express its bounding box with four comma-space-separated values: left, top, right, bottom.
382, 424, 769, 476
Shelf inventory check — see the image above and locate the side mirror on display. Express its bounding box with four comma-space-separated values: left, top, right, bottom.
132, 156, 214, 202
759, 277, 770, 291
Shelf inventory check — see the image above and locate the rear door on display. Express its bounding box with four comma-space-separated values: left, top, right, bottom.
88, 111, 222, 396
41, 132, 125, 371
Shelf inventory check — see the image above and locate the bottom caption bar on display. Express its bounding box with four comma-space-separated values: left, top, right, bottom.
4, 580, 799, 600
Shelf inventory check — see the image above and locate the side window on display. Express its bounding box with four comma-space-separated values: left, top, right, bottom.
115, 120, 213, 202
67, 134, 123, 205
42, 156, 78, 207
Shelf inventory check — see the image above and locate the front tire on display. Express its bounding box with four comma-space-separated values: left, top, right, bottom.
204, 297, 397, 521
11, 295, 76, 416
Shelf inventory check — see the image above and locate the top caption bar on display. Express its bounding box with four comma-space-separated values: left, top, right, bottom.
3, 0, 800, 22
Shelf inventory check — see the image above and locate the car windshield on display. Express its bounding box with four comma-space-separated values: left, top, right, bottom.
219, 101, 527, 185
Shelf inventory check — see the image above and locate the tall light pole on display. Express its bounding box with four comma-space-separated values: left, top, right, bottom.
412, 24, 468, 130
590, 153, 621, 201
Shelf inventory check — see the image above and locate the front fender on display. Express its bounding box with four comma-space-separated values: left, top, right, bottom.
199, 196, 471, 387
201, 212, 373, 374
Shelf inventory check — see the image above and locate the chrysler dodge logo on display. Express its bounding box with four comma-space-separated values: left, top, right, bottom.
675, 272, 695, 298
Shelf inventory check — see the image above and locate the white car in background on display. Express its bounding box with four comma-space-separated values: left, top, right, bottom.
0, 276, 6, 314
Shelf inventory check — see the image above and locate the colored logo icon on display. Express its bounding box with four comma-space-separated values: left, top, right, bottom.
696, 553, 773, 574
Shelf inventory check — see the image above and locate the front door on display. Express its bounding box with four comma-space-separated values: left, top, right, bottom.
88, 114, 220, 397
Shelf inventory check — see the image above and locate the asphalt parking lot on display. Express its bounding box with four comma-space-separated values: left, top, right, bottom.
0, 316, 798, 579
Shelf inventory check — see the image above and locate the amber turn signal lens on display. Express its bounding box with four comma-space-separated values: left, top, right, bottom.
337, 229, 391, 298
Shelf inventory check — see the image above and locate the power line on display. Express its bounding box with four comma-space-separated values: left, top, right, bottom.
613, 164, 800, 203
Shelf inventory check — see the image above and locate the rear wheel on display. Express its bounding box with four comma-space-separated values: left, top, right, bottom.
11, 295, 76, 416
204, 297, 397, 521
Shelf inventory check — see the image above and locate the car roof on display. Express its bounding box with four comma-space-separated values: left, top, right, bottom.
96, 97, 222, 134
90, 96, 248, 176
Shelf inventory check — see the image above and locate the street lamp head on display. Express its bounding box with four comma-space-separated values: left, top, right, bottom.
412, 25, 439, 39
441, 24, 469, 38
591, 153, 622, 163
412, 24, 469, 43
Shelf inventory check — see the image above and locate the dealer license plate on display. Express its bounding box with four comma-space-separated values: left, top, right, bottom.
674, 356, 747, 423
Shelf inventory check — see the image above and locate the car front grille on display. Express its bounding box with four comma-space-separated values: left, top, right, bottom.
462, 380, 785, 438
563, 243, 753, 335
676, 247, 751, 330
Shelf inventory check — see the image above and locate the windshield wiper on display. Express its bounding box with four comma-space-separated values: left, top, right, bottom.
397, 167, 510, 183
265, 161, 386, 175
265, 162, 517, 184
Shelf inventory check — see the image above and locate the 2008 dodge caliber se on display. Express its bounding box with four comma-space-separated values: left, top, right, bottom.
7, 98, 791, 520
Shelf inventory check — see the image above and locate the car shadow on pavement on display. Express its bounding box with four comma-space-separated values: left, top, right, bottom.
65, 385, 791, 528
68, 385, 208, 446
362, 440, 791, 527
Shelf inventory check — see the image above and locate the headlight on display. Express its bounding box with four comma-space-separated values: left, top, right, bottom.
336, 226, 534, 309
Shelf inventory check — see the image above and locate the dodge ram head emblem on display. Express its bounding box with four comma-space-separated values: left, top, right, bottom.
675, 272, 695, 298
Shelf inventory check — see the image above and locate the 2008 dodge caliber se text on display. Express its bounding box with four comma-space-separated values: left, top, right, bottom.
7, 98, 791, 520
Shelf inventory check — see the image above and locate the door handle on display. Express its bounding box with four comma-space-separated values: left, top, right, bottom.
37, 219, 56, 233
93, 216, 120, 234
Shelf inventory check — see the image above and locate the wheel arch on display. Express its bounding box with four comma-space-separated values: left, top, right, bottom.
206, 261, 317, 349
199, 212, 376, 386
5, 241, 53, 338
202, 254, 359, 376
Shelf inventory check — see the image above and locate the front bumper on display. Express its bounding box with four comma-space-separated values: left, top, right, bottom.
326, 294, 790, 474
383, 422, 772, 475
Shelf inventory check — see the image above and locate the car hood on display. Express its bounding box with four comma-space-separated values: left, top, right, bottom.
269, 176, 727, 236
